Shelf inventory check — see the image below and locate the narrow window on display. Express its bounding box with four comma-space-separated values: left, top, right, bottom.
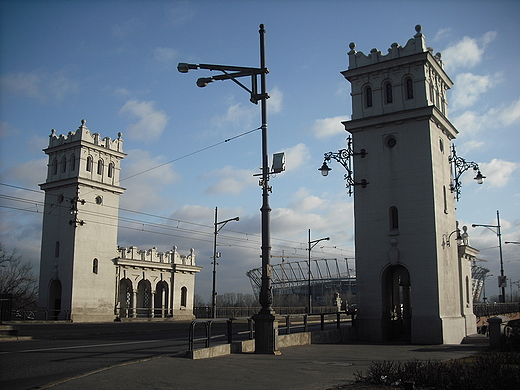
365, 86, 373, 108
406, 78, 414, 99
61, 156, 67, 173
465, 276, 470, 304
52, 159, 58, 175
86, 156, 93, 172
443, 186, 448, 214
93, 258, 99, 274
389, 206, 399, 233
108, 162, 114, 178
180, 286, 187, 307
70, 154, 76, 171
55, 241, 60, 258
385, 82, 393, 104
97, 159, 104, 175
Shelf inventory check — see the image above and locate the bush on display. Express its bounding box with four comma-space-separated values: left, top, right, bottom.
354, 352, 520, 389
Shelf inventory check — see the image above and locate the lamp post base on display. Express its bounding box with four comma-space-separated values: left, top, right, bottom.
252, 312, 280, 354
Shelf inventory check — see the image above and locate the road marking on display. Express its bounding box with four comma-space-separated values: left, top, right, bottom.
0, 337, 188, 355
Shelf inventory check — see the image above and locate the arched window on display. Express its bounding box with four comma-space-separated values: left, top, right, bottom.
93, 258, 99, 274
86, 156, 93, 172
108, 162, 114, 178
61, 156, 67, 173
52, 159, 58, 175
389, 206, 399, 234
365, 86, 373, 108
70, 154, 76, 171
55, 241, 60, 258
385, 82, 393, 104
180, 286, 187, 307
97, 159, 104, 175
405, 78, 414, 99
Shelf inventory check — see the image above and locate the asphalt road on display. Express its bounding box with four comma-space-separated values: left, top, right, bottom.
0, 321, 242, 390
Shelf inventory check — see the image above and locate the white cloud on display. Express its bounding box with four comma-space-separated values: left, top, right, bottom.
451, 73, 495, 111
311, 116, 349, 139
279, 143, 310, 172
442, 32, 497, 71
211, 102, 256, 129
1, 158, 48, 189
203, 166, 256, 195
268, 86, 283, 114
0, 69, 79, 103
479, 159, 518, 188
120, 149, 179, 211
434, 28, 452, 42
153, 47, 178, 66
497, 98, 520, 126
452, 110, 484, 137
119, 99, 170, 141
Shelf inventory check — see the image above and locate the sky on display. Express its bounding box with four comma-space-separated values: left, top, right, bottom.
1, 0, 519, 303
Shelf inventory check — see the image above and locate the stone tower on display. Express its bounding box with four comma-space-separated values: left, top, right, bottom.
37, 119, 126, 322
341, 26, 476, 343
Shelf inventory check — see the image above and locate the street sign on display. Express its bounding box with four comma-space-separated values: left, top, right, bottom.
498, 275, 507, 288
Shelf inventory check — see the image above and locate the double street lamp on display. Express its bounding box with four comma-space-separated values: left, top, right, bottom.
179, 24, 278, 354
212, 207, 239, 319
472, 210, 506, 302
307, 229, 329, 314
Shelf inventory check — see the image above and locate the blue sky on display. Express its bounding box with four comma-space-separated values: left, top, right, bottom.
1, 0, 519, 302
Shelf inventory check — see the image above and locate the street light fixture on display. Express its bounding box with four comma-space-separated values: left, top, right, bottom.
318, 136, 368, 196
212, 207, 239, 319
472, 210, 506, 302
178, 24, 278, 354
308, 229, 330, 314
449, 144, 485, 201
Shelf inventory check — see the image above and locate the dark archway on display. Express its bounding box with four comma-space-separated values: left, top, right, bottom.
137, 279, 152, 317
382, 265, 411, 341
48, 279, 62, 320
154, 281, 169, 318
119, 278, 133, 318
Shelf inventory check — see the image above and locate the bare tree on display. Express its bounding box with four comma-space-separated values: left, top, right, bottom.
0, 243, 38, 310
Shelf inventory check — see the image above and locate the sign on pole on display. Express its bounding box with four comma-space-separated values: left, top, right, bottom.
498, 275, 507, 288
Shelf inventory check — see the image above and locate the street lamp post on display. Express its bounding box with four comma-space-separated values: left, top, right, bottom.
307, 229, 330, 314
212, 207, 239, 319
178, 24, 278, 354
472, 210, 506, 302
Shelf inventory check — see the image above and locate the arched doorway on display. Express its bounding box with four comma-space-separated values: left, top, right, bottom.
137, 279, 152, 317
382, 265, 411, 341
154, 281, 169, 318
48, 279, 62, 320
119, 278, 133, 318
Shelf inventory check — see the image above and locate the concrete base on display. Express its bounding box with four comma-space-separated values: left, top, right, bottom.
252, 312, 279, 354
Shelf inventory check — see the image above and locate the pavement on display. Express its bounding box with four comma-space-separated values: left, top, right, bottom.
38, 335, 489, 390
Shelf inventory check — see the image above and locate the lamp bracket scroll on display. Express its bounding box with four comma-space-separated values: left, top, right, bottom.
449, 144, 485, 201
319, 136, 368, 196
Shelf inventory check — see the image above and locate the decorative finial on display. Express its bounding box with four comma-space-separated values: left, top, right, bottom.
349, 42, 356, 51
81, 119, 86, 126
118, 132, 122, 139
415, 24, 422, 34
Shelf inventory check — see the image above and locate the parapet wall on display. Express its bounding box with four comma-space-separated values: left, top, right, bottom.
117, 245, 196, 266
48, 119, 124, 153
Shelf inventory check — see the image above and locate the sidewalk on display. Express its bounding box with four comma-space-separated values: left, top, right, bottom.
42, 337, 488, 390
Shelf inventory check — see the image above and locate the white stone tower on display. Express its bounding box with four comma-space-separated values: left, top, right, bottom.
341, 26, 476, 343
37, 119, 126, 322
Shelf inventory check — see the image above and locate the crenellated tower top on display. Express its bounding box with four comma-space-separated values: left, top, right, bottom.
342, 25, 453, 123
48, 119, 124, 153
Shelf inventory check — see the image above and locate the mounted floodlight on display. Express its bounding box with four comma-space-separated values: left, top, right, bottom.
177, 63, 198, 73
196, 77, 213, 88
319, 162, 331, 176
272, 152, 285, 174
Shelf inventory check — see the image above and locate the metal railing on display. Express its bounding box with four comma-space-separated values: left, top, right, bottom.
187, 311, 352, 352
473, 302, 520, 317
